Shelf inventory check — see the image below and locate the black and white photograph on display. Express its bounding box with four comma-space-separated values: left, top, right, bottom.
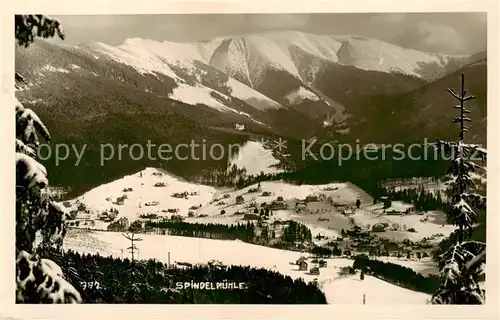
4, 1, 498, 314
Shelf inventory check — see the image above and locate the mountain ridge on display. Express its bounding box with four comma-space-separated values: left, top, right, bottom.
91, 30, 471, 83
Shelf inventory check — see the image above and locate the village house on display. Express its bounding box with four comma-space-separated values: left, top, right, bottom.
115, 195, 126, 205
310, 267, 320, 275
154, 182, 166, 187
243, 213, 259, 220
318, 260, 327, 268
175, 262, 193, 269
77, 202, 87, 212
371, 223, 387, 232
296, 256, 306, 264
305, 194, 326, 203
76, 212, 91, 220
298, 260, 308, 271
97, 212, 109, 220
235, 195, 245, 205
267, 201, 287, 211
311, 278, 319, 287
103, 216, 114, 222
295, 202, 307, 213
341, 206, 356, 216
117, 217, 129, 229
272, 220, 285, 227
386, 209, 404, 215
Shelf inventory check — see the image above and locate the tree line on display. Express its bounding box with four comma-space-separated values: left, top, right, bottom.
281, 221, 313, 244
42, 249, 326, 304
144, 220, 316, 248
352, 255, 441, 294
145, 221, 257, 242
375, 185, 449, 213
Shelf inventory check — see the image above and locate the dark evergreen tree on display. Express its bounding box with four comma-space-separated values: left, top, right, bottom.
431, 74, 487, 305
383, 198, 391, 209
15, 15, 82, 303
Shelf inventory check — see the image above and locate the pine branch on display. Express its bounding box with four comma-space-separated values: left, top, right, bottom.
465, 248, 486, 271
16, 139, 36, 157
16, 250, 81, 303
447, 88, 461, 100
16, 152, 48, 190
16, 98, 51, 143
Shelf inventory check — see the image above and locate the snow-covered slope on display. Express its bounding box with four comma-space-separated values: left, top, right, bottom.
67, 167, 219, 223
64, 229, 430, 304
285, 86, 320, 104
334, 35, 468, 78
228, 140, 283, 175
91, 40, 277, 115
322, 274, 429, 304
168, 82, 234, 112
227, 77, 282, 110
67, 167, 364, 222
66, 166, 451, 244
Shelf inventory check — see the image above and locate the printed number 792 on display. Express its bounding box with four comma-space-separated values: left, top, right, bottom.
80, 281, 100, 290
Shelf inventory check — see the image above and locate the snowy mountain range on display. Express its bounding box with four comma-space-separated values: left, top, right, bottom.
91, 31, 468, 84
16, 31, 477, 131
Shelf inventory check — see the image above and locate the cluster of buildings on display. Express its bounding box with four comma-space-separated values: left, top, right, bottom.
295, 256, 327, 276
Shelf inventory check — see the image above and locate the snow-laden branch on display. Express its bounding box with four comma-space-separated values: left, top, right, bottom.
16, 139, 36, 157
466, 249, 486, 272
16, 152, 48, 190
16, 250, 81, 303
16, 97, 51, 144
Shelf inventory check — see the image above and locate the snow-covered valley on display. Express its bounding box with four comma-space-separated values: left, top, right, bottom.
64, 229, 431, 304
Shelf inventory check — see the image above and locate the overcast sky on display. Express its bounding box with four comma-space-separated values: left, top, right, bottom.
49, 13, 487, 55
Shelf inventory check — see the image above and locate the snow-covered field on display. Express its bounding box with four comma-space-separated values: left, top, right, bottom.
169, 82, 234, 112
352, 206, 454, 242
375, 257, 439, 276
228, 140, 283, 176
67, 167, 219, 224
322, 275, 428, 304
285, 86, 320, 104
227, 77, 282, 110
64, 229, 430, 304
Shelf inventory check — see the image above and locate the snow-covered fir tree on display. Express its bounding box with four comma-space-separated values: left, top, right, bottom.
431, 74, 487, 304
15, 15, 82, 303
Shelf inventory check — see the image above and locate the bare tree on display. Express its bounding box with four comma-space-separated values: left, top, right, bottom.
122, 222, 143, 261
122, 232, 142, 261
